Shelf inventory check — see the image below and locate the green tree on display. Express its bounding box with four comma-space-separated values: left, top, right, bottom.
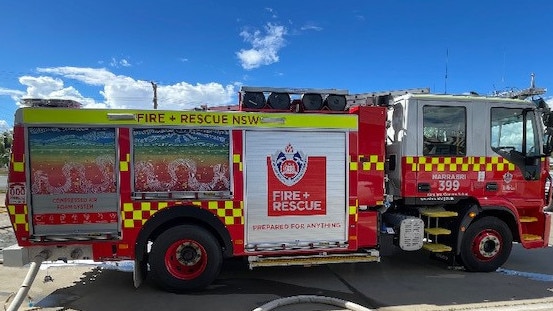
0, 130, 13, 168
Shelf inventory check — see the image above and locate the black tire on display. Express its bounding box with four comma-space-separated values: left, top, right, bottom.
149, 225, 222, 292
459, 216, 512, 272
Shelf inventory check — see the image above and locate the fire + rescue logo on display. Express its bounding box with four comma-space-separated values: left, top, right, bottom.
270, 143, 308, 186
503, 172, 513, 184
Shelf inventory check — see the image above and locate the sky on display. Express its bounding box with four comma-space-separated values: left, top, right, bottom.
0, 0, 552, 130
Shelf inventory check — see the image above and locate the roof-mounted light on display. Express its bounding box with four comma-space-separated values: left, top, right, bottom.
267, 92, 291, 110
302, 93, 323, 110
324, 95, 347, 111
241, 91, 266, 109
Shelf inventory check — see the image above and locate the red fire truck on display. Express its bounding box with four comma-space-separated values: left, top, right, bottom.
5, 86, 553, 292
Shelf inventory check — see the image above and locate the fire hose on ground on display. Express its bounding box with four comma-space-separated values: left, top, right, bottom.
251, 295, 375, 311
5, 250, 50, 311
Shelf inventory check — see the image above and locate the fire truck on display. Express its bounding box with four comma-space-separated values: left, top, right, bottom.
4, 86, 553, 292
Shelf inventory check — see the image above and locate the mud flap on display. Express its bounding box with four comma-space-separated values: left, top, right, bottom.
133, 259, 145, 288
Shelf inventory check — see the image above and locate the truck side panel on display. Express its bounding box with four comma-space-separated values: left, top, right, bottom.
352, 106, 386, 248
244, 130, 349, 250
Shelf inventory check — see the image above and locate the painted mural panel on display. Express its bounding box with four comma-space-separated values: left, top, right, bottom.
133, 128, 230, 192
29, 127, 117, 195
28, 127, 118, 234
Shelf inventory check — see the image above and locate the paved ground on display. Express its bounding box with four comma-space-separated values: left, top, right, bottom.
2, 248, 553, 311
2, 192, 553, 311
0, 193, 16, 264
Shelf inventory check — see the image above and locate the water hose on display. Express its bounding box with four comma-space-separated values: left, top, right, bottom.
6, 250, 50, 311
252, 295, 374, 311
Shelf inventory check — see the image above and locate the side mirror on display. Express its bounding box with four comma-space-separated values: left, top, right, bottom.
544, 129, 553, 156
544, 112, 553, 128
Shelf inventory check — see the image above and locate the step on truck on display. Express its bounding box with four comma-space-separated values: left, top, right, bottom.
4, 86, 553, 292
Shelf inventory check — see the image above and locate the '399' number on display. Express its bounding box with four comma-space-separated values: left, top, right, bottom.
438, 180, 460, 191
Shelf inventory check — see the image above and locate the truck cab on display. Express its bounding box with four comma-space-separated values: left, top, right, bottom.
385, 93, 552, 270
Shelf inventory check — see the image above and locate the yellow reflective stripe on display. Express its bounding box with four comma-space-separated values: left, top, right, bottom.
21, 108, 358, 130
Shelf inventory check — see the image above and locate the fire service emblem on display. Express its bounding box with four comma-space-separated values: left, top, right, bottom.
270, 143, 308, 186
503, 172, 513, 184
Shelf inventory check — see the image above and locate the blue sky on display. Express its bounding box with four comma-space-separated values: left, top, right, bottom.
0, 0, 552, 129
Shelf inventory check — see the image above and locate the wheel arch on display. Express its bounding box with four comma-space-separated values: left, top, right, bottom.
454, 202, 519, 255
135, 204, 234, 262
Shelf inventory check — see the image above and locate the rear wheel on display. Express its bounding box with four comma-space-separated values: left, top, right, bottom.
459, 216, 512, 272
149, 225, 222, 292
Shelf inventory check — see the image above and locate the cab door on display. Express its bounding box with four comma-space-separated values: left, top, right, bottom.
414, 100, 472, 203
488, 107, 545, 207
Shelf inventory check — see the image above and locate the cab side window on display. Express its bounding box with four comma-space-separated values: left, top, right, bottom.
423, 106, 466, 156
491, 108, 539, 156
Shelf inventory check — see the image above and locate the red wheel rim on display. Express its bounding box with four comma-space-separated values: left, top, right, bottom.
471, 229, 502, 261
165, 239, 208, 280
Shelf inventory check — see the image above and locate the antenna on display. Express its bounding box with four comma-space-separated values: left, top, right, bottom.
151, 81, 158, 109
444, 48, 449, 94
502, 49, 506, 86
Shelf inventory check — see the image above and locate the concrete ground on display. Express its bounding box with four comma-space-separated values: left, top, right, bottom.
2, 193, 553, 311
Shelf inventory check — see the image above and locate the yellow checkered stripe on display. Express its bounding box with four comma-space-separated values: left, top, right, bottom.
348, 199, 358, 241
120, 153, 130, 172
348, 200, 358, 221
404, 156, 515, 172
207, 201, 244, 225
122, 200, 244, 228
233, 154, 242, 171
349, 155, 385, 171
7, 205, 29, 233
11, 154, 25, 172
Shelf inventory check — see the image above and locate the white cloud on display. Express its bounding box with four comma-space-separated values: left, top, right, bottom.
265, 7, 277, 18
119, 59, 132, 67
547, 96, 553, 109
0, 120, 10, 132
17, 75, 97, 107
0, 87, 25, 102
1, 66, 238, 112
109, 57, 132, 68
37, 67, 122, 86
300, 23, 323, 31
160, 82, 236, 110
236, 23, 287, 70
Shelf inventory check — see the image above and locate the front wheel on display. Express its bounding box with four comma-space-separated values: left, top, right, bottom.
459, 216, 512, 272
149, 225, 222, 292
